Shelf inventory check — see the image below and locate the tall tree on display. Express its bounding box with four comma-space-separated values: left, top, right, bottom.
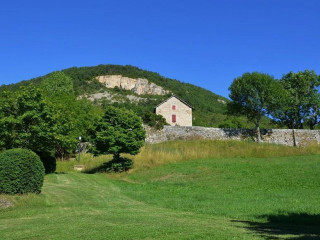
273, 70, 320, 146
0, 86, 57, 172
50, 95, 103, 159
90, 106, 146, 160
229, 72, 282, 142
278, 70, 320, 130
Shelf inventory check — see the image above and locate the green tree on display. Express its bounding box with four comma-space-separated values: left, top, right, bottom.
142, 112, 167, 130
0, 86, 57, 172
41, 71, 74, 96
41, 70, 102, 159
278, 70, 320, 129
229, 72, 282, 142
273, 70, 320, 146
91, 106, 146, 161
48, 95, 102, 160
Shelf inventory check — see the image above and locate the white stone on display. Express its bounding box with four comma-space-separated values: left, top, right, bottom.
155, 96, 193, 126
96, 75, 168, 95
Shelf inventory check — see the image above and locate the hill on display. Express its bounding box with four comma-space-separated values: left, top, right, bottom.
0, 64, 275, 128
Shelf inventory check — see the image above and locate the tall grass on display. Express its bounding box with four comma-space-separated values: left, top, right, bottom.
57, 140, 320, 173
130, 140, 320, 170
56, 153, 112, 173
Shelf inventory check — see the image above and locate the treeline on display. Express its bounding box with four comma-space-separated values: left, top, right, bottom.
0, 72, 103, 172
0, 71, 151, 173
0, 72, 148, 195
228, 70, 320, 145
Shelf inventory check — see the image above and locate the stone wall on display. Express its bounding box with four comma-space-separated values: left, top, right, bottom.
145, 125, 320, 146
96, 75, 169, 95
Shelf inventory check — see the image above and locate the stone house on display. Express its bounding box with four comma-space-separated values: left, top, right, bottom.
155, 96, 193, 126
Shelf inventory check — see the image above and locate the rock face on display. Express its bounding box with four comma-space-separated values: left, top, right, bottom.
81, 91, 146, 103
96, 75, 169, 95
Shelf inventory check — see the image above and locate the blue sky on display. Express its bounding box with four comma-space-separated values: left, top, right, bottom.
0, 0, 319, 98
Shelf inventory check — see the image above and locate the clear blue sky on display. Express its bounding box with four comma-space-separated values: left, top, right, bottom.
1, 0, 319, 98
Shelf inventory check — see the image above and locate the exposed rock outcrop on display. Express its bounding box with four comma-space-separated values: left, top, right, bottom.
96, 75, 169, 95
82, 91, 146, 103
217, 99, 226, 104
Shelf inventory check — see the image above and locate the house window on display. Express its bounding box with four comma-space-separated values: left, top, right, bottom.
172, 105, 176, 110
172, 114, 176, 123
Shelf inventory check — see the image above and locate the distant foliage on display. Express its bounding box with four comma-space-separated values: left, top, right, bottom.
218, 117, 244, 128
142, 112, 167, 130
0, 64, 284, 128
0, 148, 45, 194
61, 65, 232, 127
41, 71, 74, 96
0, 64, 237, 128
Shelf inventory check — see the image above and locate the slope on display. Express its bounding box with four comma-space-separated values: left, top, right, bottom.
0, 64, 275, 128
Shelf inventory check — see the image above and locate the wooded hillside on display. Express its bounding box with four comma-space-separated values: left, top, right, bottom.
0, 64, 275, 128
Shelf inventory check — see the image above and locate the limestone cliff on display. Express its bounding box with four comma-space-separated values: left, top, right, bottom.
96, 75, 169, 95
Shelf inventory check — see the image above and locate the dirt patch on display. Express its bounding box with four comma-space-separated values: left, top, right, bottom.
0, 199, 14, 209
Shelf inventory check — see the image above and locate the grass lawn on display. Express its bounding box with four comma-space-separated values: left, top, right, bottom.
1, 142, 320, 239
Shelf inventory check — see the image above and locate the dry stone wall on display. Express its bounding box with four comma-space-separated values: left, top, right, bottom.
145, 126, 320, 146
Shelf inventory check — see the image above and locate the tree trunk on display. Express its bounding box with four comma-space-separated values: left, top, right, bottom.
291, 121, 297, 147
255, 123, 261, 143
113, 152, 120, 161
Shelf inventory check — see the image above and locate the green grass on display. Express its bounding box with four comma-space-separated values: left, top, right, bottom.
1, 141, 320, 239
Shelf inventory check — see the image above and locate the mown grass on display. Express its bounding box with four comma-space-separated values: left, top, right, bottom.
1, 140, 320, 239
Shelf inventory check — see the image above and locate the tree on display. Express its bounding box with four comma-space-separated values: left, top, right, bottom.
41, 71, 74, 96
273, 70, 320, 146
229, 72, 282, 142
0, 86, 57, 172
41, 71, 102, 159
91, 106, 146, 160
142, 112, 167, 130
0, 86, 55, 151
278, 70, 320, 129
48, 95, 102, 160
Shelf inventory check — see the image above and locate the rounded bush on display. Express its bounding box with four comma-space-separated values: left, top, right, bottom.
0, 149, 45, 194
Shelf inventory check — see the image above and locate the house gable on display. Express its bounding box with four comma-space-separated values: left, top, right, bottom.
155, 96, 193, 126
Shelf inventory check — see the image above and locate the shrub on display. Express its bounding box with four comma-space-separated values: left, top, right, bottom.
0, 149, 45, 194
142, 112, 167, 130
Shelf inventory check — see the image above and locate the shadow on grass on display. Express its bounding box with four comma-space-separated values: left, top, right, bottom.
84, 157, 133, 174
233, 212, 320, 239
